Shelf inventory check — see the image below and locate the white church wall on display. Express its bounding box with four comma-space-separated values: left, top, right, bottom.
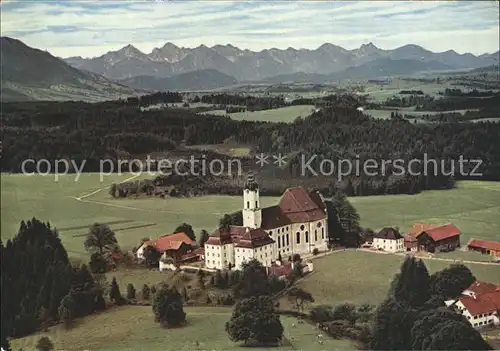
235, 247, 254, 270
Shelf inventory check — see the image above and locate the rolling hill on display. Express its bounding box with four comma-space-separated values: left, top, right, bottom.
120, 69, 237, 91
1, 37, 142, 102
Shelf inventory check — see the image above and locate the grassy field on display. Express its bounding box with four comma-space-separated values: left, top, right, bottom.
0, 173, 279, 260
184, 143, 252, 157
202, 105, 315, 123
285, 250, 500, 309
2, 174, 499, 260
351, 181, 500, 244
10, 306, 357, 351
362, 78, 454, 102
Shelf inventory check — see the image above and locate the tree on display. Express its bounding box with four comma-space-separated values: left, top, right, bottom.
287, 287, 314, 312
326, 192, 362, 247
174, 223, 196, 241
126, 283, 136, 300
391, 257, 430, 308
84, 223, 118, 257
411, 308, 492, 350
58, 293, 75, 328
35, 336, 53, 351
142, 284, 151, 300
142, 245, 161, 268
109, 277, 124, 305
89, 252, 107, 274
371, 297, 417, 350
233, 259, 270, 299
429, 264, 475, 299
199, 229, 210, 247
152, 285, 186, 327
226, 296, 283, 346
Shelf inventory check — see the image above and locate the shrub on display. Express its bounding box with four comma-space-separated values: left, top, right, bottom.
36, 336, 53, 351
310, 305, 335, 323
312, 248, 319, 255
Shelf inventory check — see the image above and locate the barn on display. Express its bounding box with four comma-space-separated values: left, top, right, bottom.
416, 223, 461, 253
467, 239, 500, 259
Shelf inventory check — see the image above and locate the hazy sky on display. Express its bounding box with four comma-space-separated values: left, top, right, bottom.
2, 0, 499, 58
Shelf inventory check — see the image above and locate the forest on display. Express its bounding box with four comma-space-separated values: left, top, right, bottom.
2, 93, 500, 199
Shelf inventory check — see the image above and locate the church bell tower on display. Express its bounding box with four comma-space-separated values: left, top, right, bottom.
242, 172, 262, 229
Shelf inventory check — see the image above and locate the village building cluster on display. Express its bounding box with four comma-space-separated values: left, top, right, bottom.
446, 281, 500, 328
204, 173, 328, 270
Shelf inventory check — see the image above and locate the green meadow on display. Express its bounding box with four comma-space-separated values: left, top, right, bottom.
2, 173, 499, 260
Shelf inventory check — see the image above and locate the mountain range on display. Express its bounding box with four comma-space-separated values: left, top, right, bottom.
1, 37, 140, 102
2, 36, 498, 100
65, 41, 499, 85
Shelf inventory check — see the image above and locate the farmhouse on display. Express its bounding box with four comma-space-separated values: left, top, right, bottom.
408, 223, 461, 253
373, 227, 404, 252
404, 223, 440, 252
448, 281, 500, 328
136, 232, 202, 263
205, 173, 328, 270
467, 238, 500, 259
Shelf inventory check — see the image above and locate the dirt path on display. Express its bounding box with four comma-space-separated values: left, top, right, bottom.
71, 174, 227, 215
355, 247, 500, 266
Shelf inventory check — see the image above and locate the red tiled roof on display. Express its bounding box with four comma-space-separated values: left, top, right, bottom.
465, 281, 500, 295
261, 205, 292, 229
206, 227, 235, 246
268, 263, 293, 277
179, 251, 202, 262
260, 188, 326, 229
280, 187, 322, 213
144, 232, 194, 252
418, 223, 461, 242
407, 223, 441, 236
235, 228, 275, 249
459, 290, 500, 316
404, 234, 418, 243
468, 239, 500, 252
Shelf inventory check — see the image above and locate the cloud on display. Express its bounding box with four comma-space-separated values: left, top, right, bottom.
1, 0, 499, 58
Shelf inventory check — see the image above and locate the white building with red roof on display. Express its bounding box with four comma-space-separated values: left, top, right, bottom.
136, 232, 200, 264
447, 280, 500, 328
205, 173, 328, 270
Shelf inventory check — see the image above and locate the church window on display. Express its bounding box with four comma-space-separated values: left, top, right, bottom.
255, 201, 258, 208
305, 231, 309, 243
300, 225, 305, 231
247, 201, 250, 209
315, 230, 318, 241
287, 234, 290, 246
296, 232, 300, 244
278, 237, 281, 249
270, 231, 273, 235
317, 222, 322, 227
322, 228, 324, 239
278, 229, 280, 233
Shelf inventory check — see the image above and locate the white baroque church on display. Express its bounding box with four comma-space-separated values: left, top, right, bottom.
204, 173, 329, 270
